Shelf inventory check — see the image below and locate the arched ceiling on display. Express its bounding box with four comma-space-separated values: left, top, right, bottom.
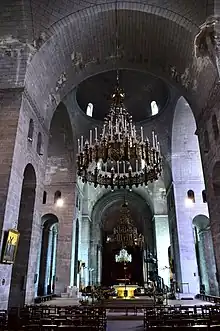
25, 2, 217, 128
76, 69, 169, 122
31, 0, 210, 36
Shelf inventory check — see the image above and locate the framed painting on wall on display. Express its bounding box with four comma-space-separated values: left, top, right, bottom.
1, 229, 20, 264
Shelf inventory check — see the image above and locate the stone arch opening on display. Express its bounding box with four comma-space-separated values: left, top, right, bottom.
212, 114, 219, 141
204, 130, 210, 153
8, 163, 36, 308
212, 161, 220, 196
27, 119, 34, 143
37, 132, 42, 155
37, 214, 59, 296
91, 190, 153, 287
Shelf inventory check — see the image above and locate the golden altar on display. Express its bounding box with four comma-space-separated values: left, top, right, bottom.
114, 284, 138, 298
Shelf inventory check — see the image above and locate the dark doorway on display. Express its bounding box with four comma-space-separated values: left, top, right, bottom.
8, 164, 36, 308
102, 235, 143, 286
37, 214, 58, 296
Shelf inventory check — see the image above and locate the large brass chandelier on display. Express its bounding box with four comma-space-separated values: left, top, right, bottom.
109, 202, 144, 248
76, 0, 162, 189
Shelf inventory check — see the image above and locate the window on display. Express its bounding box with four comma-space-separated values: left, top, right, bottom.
151, 101, 158, 116
86, 103, 93, 117
54, 190, 61, 204
204, 130, 210, 153
37, 132, 42, 155
28, 119, 34, 143
202, 190, 207, 203
42, 191, 47, 204
187, 190, 195, 203
212, 114, 219, 140
212, 161, 220, 196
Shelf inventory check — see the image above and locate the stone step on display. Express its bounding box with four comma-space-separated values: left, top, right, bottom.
60, 293, 69, 298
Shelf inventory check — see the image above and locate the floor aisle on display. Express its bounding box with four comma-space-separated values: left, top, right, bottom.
107, 320, 144, 331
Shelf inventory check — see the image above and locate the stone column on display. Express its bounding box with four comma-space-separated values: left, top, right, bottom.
35, 226, 43, 297
154, 215, 170, 287
97, 246, 102, 285
51, 227, 58, 292
143, 250, 147, 284
80, 216, 90, 286
0, 89, 22, 240
198, 227, 218, 295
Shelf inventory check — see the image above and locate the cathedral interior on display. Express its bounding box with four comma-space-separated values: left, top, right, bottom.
1, 1, 220, 330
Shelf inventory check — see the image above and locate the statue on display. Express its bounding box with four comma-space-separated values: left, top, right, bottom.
194, 16, 220, 81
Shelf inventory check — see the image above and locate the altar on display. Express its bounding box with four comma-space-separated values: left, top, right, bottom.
114, 284, 138, 298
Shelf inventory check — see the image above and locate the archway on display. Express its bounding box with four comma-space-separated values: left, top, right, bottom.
37, 214, 59, 296
8, 164, 36, 308
91, 190, 154, 287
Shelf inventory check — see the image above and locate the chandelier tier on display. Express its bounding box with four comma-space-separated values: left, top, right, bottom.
77, 80, 162, 189
108, 202, 144, 248
115, 249, 132, 263
76, 0, 162, 189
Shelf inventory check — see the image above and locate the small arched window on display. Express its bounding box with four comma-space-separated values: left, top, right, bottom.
204, 130, 210, 153
28, 119, 34, 143
212, 161, 220, 196
54, 190, 61, 204
202, 190, 207, 203
212, 114, 219, 140
37, 132, 42, 155
151, 101, 159, 116
42, 191, 47, 204
86, 103, 93, 117
187, 189, 195, 203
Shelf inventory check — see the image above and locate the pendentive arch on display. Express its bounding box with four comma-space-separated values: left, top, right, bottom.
8, 163, 37, 308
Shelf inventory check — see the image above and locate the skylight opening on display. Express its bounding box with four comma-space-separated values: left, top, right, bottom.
86, 103, 93, 117
151, 101, 158, 116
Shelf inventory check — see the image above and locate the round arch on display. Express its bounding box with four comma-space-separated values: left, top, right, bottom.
25, 5, 216, 127
37, 213, 59, 296
8, 163, 37, 308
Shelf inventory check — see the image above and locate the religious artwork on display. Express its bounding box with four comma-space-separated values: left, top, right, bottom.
1, 229, 20, 264
194, 16, 220, 80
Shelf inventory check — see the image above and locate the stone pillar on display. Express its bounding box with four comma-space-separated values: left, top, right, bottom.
97, 246, 102, 285
173, 183, 200, 294
51, 227, 58, 292
45, 229, 53, 294
0, 89, 22, 240
35, 227, 43, 297
143, 250, 147, 284
54, 185, 76, 295
79, 216, 90, 286
197, 227, 218, 295
154, 215, 170, 287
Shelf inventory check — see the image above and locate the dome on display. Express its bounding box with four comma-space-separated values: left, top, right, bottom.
76, 69, 170, 122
